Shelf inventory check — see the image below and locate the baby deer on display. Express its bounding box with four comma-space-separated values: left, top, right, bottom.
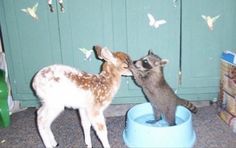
32, 46, 132, 148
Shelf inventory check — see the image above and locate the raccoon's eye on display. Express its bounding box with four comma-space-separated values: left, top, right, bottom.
143, 59, 148, 64
142, 59, 152, 69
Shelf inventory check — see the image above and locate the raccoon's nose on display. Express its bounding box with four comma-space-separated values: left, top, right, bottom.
133, 61, 137, 65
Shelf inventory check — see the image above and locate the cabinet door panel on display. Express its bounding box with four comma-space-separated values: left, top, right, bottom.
112, 0, 181, 102
59, 0, 134, 103
125, 0, 180, 90
1, 0, 62, 103
59, 0, 180, 103
59, 0, 113, 74
181, 0, 236, 100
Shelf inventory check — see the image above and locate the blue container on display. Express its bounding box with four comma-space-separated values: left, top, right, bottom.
221, 50, 236, 65
123, 103, 196, 147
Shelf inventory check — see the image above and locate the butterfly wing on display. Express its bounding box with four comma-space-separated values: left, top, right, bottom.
79, 48, 89, 54
21, 4, 38, 19
212, 15, 220, 23
21, 9, 28, 13
147, 13, 156, 26
28, 9, 38, 19
32, 3, 39, 12
85, 50, 93, 61
154, 20, 167, 28
201, 15, 207, 21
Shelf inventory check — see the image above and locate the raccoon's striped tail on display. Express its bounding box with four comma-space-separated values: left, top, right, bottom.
177, 98, 198, 113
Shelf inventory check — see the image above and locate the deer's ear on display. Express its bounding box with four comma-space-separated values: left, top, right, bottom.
94, 45, 103, 59
99, 47, 117, 65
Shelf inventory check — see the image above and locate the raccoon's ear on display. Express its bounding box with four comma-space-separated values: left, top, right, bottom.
160, 59, 169, 66
148, 50, 154, 55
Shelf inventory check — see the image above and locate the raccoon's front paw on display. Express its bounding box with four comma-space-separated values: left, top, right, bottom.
127, 58, 133, 67
127, 60, 136, 71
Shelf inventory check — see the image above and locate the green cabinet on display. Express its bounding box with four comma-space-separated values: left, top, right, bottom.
1, 0, 236, 107
180, 0, 236, 100
58, 0, 113, 73
0, 0, 62, 106
111, 0, 181, 103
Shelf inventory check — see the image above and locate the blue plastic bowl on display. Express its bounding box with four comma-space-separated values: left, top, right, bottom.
123, 103, 196, 147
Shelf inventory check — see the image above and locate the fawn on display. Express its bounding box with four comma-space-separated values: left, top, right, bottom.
32, 46, 132, 148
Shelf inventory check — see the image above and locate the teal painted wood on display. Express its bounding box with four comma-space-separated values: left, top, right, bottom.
179, 0, 236, 100
111, 0, 181, 103
56, 0, 144, 103
1, 0, 236, 107
0, 0, 62, 104
58, 0, 113, 73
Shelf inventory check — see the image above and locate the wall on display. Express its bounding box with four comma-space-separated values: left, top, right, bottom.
0, 36, 2, 52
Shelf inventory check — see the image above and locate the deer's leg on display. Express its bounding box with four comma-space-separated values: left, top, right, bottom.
87, 110, 110, 148
79, 109, 92, 148
37, 104, 64, 148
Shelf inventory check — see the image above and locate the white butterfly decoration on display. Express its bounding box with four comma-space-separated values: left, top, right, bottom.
79, 48, 93, 61
201, 15, 220, 31
147, 13, 167, 29
21, 3, 39, 20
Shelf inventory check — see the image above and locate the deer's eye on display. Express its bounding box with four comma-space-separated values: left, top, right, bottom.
122, 63, 128, 69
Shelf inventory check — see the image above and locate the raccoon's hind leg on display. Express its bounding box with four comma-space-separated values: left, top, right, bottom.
146, 106, 161, 124
165, 107, 176, 126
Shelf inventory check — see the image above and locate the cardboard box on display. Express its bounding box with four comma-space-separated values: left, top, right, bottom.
218, 51, 236, 133
218, 110, 236, 133
220, 52, 236, 98
222, 91, 236, 116
223, 75, 236, 96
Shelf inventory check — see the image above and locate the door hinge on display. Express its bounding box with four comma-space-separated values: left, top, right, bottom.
177, 70, 182, 85
173, 0, 178, 7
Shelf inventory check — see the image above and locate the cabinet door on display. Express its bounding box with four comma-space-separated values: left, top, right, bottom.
58, 0, 132, 103
58, 0, 113, 74
180, 0, 236, 100
112, 0, 181, 103
59, 0, 181, 103
0, 0, 62, 106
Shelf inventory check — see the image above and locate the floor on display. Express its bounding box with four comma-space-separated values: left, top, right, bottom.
1, 103, 236, 148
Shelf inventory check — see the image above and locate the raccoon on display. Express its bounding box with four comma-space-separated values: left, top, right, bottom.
128, 50, 197, 126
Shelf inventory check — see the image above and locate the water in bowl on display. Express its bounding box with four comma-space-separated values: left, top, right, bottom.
135, 114, 185, 127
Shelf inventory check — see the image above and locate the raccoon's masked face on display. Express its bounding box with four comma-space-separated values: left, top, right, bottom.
133, 50, 168, 71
